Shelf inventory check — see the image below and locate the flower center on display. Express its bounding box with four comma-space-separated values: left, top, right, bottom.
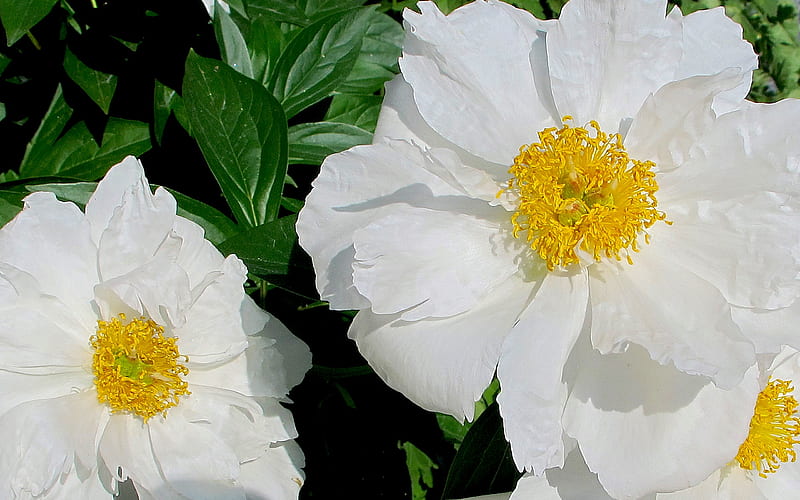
503, 118, 668, 270
735, 378, 800, 477
91, 313, 190, 421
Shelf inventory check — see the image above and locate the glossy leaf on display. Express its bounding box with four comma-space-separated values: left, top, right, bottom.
288, 121, 371, 165
217, 214, 310, 277
324, 93, 382, 132
0, 0, 59, 46
183, 51, 288, 226
213, 4, 254, 78
153, 81, 179, 145
19, 85, 72, 176
337, 9, 402, 94
248, 16, 284, 85
267, 8, 371, 118
63, 48, 118, 114
441, 403, 521, 499
246, 0, 366, 26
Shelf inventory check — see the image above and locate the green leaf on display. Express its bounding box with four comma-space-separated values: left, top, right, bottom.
153, 80, 178, 145
0, 53, 9, 75
248, 16, 285, 85
433, 0, 470, 14
216, 214, 309, 276
213, 4, 254, 78
0, 191, 23, 226
168, 189, 239, 245
441, 402, 521, 499
336, 9, 402, 94
288, 121, 371, 165
267, 8, 371, 118
399, 441, 438, 500
63, 48, 118, 114
24, 181, 238, 245
324, 93, 382, 132
19, 118, 151, 180
0, 102, 5, 121
246, 0, 366, 26
183, 51, 288, 227
19, 85, 72, 176
0, 0, 59, 46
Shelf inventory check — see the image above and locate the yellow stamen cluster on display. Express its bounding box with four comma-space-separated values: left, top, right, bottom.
503, 118, 668, 270
735, 378, 800, 477
91, 313, 190, 421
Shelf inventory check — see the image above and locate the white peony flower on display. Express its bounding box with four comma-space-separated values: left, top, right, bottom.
296, 0, 800, 497
0, 156, 311, 499
507, 348, 800, 499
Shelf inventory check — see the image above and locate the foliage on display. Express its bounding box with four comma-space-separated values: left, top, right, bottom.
0, 0, 798, 498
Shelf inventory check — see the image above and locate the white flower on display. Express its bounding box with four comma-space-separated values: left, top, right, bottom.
0, 156, 311, 499
506, 348, 800, 499
296, 0, 800, 497
200, 0, 230, 17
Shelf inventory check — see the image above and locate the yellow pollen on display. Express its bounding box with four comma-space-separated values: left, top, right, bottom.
91, 313, 190, 422
735, 378, 800, 477
502, 117, 668, 270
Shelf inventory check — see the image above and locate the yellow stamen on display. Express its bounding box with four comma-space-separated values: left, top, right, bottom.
735, 379, 800, 477
91, 313, 190, 422
502, 117, 668, 270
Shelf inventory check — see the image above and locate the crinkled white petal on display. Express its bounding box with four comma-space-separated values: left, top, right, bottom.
498, 271, 589, 474
400, 0, 554, 165
0, 192, 98, 327
350, 275, 534, 420
510, 448, 614, 500
297, 139, 506, 311
562, 342, 759, 499
375, 75, 507, 181
352, 206, 522, 320
589, 247, 755, 389
674, 6, 756, 114
86, 157, 178, 282
238, 441, 305, 500
0, 392, 105, 499
547, 0, 683, 130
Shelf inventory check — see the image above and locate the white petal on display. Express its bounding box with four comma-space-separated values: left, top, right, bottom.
352, 206, 522, 320
99, 415, 178, 499
0, 392, 104, 498
510, 448, 616, 500
675, 6, 756, 114
625, 70, 743, 171
497, 271, 589, 474
297, 140, 501, 311
0, 192, 98, 325
562, 342, 759, 499
375, 76, 509, 184
148, 407, 242, 499
547, 0, 682, 130
589, 249, 755, 388
238, 441, 304, 500
400, 0, 553, 164
89, 159, 179, 281
349, 275, 533, 420
172, 216, 227, 289
175, 256, 250, 363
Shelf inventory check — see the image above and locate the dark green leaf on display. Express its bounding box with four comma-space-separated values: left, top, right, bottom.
288, 121, 371, 165
19, 118, 151, 180
248, 16, 284, 85
247, 0, 366, 26
0, 53, 9, 75
336, 9, 402, 94
217, 214, 310, 276
213, 4, 254, 78
399, 441, 438, 500
63, 48, 118, 114
441, 403, 521, 499
0, 191, 23, 226
183, 51, 288, 227
19, 85, 72, 176
324, 93, 382, 132
0, 0, 59, 46
280, 196, 304, 212
153, 80, 178, 145
267, 8, 371, 118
